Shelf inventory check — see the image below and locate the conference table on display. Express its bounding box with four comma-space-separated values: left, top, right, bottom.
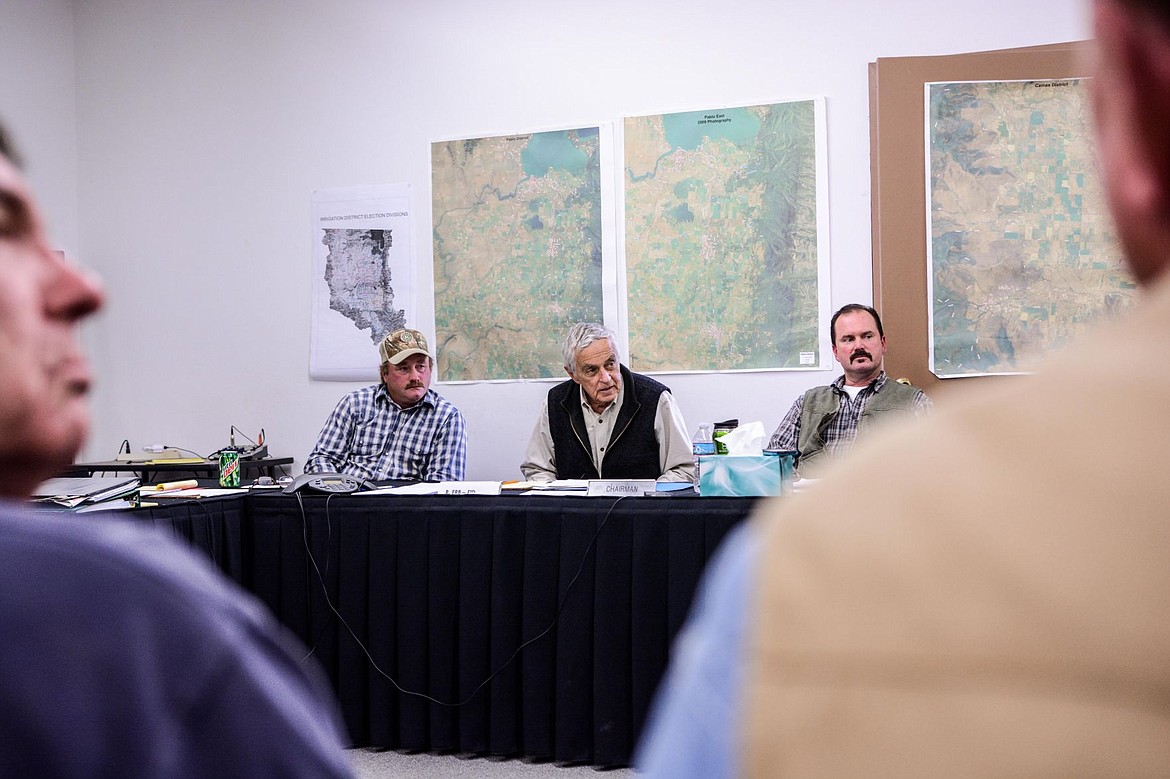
130, 490, 764, 767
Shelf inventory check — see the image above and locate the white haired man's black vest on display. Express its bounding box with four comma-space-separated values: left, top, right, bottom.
546, 364, 667, 480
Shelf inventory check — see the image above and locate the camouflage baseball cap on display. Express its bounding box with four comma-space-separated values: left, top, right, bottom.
378, 328, 433, 365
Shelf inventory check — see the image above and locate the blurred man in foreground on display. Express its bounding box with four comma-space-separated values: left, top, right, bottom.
0, 123, 353, 777
638, 2, 1170, 775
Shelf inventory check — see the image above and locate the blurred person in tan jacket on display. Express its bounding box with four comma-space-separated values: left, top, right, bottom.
637, 2, 1170, 776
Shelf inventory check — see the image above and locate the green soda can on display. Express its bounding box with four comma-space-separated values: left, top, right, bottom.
218, 449, 240, 487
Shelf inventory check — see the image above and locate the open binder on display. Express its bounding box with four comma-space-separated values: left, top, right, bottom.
33, 476, 141, 508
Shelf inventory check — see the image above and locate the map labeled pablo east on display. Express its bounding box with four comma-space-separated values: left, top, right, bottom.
928, 79, 1135, 377
624, 100, 824, 372
431, 128, 604, 382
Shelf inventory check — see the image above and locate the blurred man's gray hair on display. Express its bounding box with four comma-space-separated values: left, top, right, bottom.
561, 322, 619, 373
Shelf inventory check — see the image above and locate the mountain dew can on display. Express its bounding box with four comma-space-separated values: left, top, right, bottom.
218, 449, 240, 487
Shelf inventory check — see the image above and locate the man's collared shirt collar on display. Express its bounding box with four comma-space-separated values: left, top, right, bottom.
832, 371, 888, 395
577, 382, 626, 473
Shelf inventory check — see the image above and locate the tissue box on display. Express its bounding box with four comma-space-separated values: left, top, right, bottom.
698, 452, 796, 497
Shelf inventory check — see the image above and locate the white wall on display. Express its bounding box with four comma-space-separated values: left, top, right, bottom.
7, 1, 1091, 479
0, 1, 78, 253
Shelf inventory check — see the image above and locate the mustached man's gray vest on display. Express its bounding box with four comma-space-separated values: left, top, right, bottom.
797, 378, 920, 475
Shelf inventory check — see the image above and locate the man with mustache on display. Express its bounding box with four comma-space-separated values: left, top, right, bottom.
0, 123, 353, 775
766, 303, 930, 478
307, 328, 466, 481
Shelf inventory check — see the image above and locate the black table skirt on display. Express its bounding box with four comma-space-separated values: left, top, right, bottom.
134, 492, 760, 766
137, 494, 250, 586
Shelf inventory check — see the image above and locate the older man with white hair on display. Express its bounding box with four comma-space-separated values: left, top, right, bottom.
521, 322, 694, 482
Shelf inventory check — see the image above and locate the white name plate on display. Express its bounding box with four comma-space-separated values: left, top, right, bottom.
586, 479, 656, 497
434, 481, 502, 495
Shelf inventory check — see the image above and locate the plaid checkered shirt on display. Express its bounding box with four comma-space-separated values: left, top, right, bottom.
767, 372, 932, 458
306, 384, 466, 482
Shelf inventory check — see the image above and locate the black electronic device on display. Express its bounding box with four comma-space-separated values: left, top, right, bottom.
282, 472, 378, 494
239, 444, 268, 460
209, 426, 268, 462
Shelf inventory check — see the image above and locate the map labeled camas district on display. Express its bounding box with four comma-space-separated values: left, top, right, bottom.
928, 79, 1135, 377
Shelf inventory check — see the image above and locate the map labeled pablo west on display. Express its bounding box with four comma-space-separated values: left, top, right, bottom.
624, 100, 822, 372
928, 79, 1135, 377
432, 128, 603, 381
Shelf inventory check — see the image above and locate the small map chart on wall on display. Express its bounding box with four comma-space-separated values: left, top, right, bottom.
927, 78, 1135, 378
310, 185, 415, 381
623, 99, 829, 373
431, 128, 606, 382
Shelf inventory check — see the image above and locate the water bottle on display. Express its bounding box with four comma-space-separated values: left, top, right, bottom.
691, 423, 715, 487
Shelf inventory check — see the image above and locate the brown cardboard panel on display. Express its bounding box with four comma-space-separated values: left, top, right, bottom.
870, 41, 1093, 403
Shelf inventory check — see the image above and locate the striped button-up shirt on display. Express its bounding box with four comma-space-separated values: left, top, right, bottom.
306, 384, 466, 482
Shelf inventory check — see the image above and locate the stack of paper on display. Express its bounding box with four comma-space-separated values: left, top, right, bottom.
33, 476, 141, 508
360, 481, 503, 496
520, 479, 588, 496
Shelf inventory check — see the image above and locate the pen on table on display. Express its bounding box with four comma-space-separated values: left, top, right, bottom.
152, 479, 199, 491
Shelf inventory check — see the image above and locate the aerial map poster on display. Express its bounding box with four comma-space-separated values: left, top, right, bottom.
431, 127, 606, 382
623, 99, 829, 373
310, 185, 415, 381
926, 78, 1135, 378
